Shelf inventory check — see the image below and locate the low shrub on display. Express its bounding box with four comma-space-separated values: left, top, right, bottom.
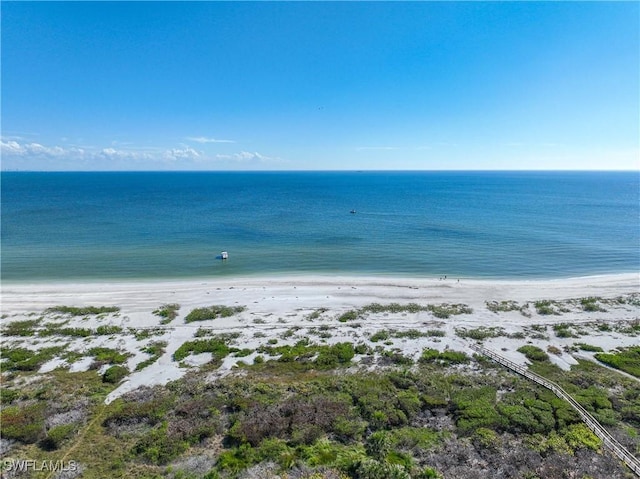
420, 348, 470, 364
393, 329, 429, 339
136, 341, 168, 371
370, 330, 391, 342
185, 305, 246, 322
173, 338, 230, 362
379, 350, 414, 366
576, 343, 604, 352
485, 300, 523, 313
96, 325, 123, 335
103, 365, 129, 383
307, 307, 329, 320
153, 303, 180, 324
338, 310, 359, 322
41, 423, 77, 450
132, 421, 190, 464
1, 346, 66, 372
46, 305, 120, 316
517, 345, 549, 362
563, 423, 602, 451
547, 346, 562, 355
534, 300, 558, 316
553, 323, 576, 338
2, 319, 39, 337
594, 347, 640, 378
388, 426, 442, 451
1, 403, 46, 443
45, 327, 93, 337
89, 347, 130, 364
580, 297, 606, 312
456, 327, 506, 341
451, 386, 504, 432
427, 303, 472, 319
425, 329, 446, 337
337, 302, 471, 322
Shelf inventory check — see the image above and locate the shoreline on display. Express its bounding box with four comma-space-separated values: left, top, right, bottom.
2, 269, 639, 286
2, 273, 638, 313
2, 270, 638, 288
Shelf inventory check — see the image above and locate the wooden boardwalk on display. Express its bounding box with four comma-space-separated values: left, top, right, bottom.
469, 344, 640, 477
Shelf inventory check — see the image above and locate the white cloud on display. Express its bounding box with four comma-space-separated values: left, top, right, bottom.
1, 140, 85, 158
163, 147, 201, 161
215, 151, 278, 163
0, 139, 294, 169
186, 136, 235, 144
1, 140, 24, 155
1, 139, 208, 168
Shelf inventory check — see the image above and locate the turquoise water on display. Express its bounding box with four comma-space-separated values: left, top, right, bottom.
1, 171, 638, 281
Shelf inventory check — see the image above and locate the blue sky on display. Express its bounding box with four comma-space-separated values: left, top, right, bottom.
1, 1, 638, 171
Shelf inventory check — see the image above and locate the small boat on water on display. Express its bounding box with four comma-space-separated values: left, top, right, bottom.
350, 209, 357, 214
220, 251, 228, 260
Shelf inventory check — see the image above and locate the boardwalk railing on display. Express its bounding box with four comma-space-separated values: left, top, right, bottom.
470, 344, 640, 477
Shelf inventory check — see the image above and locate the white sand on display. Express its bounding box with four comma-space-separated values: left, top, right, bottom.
1, 273, 638, 403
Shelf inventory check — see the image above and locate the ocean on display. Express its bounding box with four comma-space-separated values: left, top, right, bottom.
1, 171, 638, 281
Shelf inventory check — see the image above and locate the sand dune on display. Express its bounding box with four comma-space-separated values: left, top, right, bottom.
2, 273, 638, 403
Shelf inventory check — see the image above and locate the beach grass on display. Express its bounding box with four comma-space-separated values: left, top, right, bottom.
184, 305, 246, 323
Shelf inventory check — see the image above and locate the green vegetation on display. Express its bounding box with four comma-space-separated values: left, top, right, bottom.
338, 302, 471, 322
455, 326, 506, 341
39, 326, 92, 337
153, 303, 181, 324
419, 348, 470, 364
89, 347, 130, 365
45, 305, 120, 316
132, 327, 165, 340
517, 345, 550, 362
485, 300, 530, 316
425, 329, 446, 337
0, 403, 46, 443
546, 345, 562, 356
307, 307, 329, 320
451, 386, 505, 432
370, 330, 391, 342
37, 324, 125, 338
41, 423, 78, 451
102, 365, 129, 383
575, 343, 604, 352
338, 309, 360, 322
2, 319, 39, 336
427, 303, 473, 319
564, 423, 602, 450
390, 329, 445, 339
173, 337, 230, 362
534, 300, 560, 315
135, 341, 168, 371
553, 323, 578, 338
96, 325, 123, 335
0, 346, 66, 372
3, 296, 639, 478
255, 339, 355, 371
184, 305, 246, 322
594, 347, 640, 378
1, 346, 635, 479
580, 297, 606, 312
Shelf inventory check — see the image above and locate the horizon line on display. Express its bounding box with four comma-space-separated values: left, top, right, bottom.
2, 168, 639, 173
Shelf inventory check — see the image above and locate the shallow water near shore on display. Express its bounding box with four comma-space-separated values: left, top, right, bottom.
2, 170, 638, 281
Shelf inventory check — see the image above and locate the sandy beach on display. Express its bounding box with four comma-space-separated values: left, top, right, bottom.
2, 273, 639, 403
